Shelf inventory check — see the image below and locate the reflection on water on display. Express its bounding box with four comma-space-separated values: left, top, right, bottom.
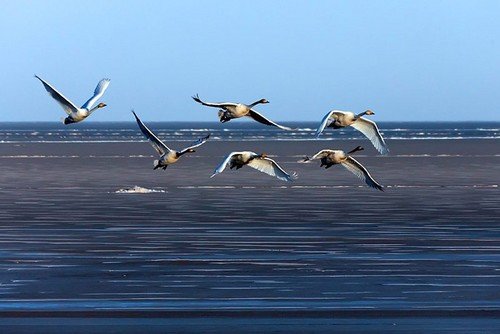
0, 185, 498, 312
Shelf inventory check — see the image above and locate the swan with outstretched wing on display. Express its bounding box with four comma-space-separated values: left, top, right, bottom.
192, 94, 293, 130
211, 151, 297, 181
302, 146, 383, 191
315, 109, 389, 155
132, 111, 209, 170
35, 75, 110, 124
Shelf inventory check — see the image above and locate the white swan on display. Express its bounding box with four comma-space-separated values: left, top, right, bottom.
35, 75, 110, 124
302, 146, 383, 191
192, 94, 293, 130
132, 111, 209, 169
315, 109, 389, 155
212, 151, 297, 181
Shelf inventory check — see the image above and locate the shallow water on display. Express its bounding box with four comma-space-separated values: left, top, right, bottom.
0, 139, 498, 317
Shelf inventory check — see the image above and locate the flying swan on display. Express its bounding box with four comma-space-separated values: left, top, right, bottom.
315, 109, 389, 155
211, 151, 297, 181
132, 111, 209, 170
192, 94, 293, 130
302, 146, 384, 191
35, 75, 110, 124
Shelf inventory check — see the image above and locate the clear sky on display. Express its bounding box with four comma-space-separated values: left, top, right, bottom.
1, 0, 499, 122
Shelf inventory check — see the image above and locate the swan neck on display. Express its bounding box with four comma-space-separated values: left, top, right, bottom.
248, 100, 262, 108
347, 146, 363, 154
88, 105, 100, 113
355, 111, 368, 119
176, 150, 192, 158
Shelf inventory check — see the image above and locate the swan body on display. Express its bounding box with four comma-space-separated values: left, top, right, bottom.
302, 146, 383, 191
316, 110, 389, 155
212, 151, 297, 181
132, 111, 209, 170
192, 94, 293, 130
35, 75, 110, 124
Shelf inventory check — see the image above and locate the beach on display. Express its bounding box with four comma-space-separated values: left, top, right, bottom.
0, 139, 499, 332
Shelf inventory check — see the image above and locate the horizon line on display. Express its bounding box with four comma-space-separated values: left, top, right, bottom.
0, 120, 498, 124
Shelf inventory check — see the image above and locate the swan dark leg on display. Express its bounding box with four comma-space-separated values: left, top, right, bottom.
218, 110, 231, 123
63, 117, 76, 125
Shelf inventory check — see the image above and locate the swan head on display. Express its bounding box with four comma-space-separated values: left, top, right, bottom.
259, 99, 269, 104
97, 103, 107, 108
364, 109, 374, 115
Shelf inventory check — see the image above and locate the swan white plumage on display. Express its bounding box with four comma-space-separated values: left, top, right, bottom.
315, 110, 389, 155
212, 151, 297, 181
302, 146, 383, 191
35, 75, 110, 124
132, 111, 210, 170
192, 94, 293, 130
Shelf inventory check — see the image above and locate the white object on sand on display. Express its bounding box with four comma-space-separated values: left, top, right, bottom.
115, 186, 166, 194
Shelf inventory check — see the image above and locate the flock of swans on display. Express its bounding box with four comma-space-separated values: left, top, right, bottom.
35, 75, 389, 191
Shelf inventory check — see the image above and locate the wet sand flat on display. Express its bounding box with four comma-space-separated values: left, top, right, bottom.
0, 139, 498, 332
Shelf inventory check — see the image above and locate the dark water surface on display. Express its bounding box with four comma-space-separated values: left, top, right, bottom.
0, 138, 498, 332
0, 121, 498, 143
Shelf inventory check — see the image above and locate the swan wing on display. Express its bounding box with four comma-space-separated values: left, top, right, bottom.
35, 75, 79, 115
315, 110, 345, 137
341, 156, 383, 191
211, 151, 249, 178
247, 109, 294, 130
179, 134, 210, 154
351, 117, 389, 155
132, 111, 171, 155
81, 78, 111, 109
247, 157, 297, 182
192, 94, 237, 108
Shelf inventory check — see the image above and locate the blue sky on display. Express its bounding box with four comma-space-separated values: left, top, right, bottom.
1, 0, 499, 122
